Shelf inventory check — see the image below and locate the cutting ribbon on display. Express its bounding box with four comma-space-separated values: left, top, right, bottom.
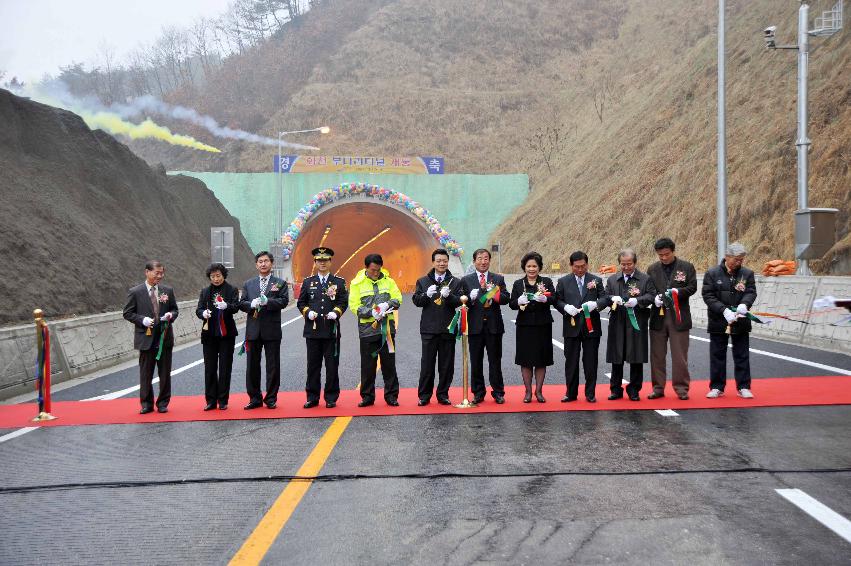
479, 285, 500, 305
372, 316, 396, 357
237, 341, 248, 356
626, 307, 640, 331
35, 322, 51, 415
582, 304, 594, 333
155, 321, 169, 361
725, 307, 765, 334
665, 288, 682, 324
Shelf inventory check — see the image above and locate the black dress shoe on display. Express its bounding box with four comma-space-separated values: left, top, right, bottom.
608, 394, 623, 400
437, 398, 451, 406
523, 392, 532, 403
417, 399, 429, 407
561, 396, 576, 403
678, 394, 689, 400
473, 396, 485, 404
157, 406, 168, 414
219, 404, 228, 410
265, 402, 277, 409
628, 395, 640, 402
358, 400, 374, 407
303, 401, 318, 409
387, 399, 399, 407
494, 396, 505, 405
204, 403, 216, 411
325, 401, 336, 408
139, 407, 153, 415
647, 391, 664, 400
586, 396, 597, 403
244, 401, 262, 410
535, 392, 546, 403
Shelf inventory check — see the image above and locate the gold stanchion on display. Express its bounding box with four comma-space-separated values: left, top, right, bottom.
32, 309, 57, 422
455, 296, 477, 409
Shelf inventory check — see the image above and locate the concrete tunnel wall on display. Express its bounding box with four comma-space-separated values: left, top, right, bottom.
284, 196, 464, 291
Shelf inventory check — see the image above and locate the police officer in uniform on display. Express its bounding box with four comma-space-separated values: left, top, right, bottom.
297, 247, 348, 408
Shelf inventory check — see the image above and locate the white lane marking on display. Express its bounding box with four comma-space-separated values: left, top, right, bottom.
83, 315, 304, 401
776, 489, 851, 544
655, 409, 679, 417
602, 315, 850, 375
0, 427, 39, 444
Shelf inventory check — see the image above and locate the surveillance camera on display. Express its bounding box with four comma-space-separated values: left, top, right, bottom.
763, 25, 777, 48
763, 26, 776, 37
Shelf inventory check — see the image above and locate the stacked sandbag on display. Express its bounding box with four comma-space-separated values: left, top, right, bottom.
762, 260, 797, 276
598, 264, 618, 275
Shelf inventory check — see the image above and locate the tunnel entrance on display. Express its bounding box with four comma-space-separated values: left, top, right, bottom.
291, 202, 437, 292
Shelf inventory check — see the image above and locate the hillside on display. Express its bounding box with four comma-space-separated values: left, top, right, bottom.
0, 89, 256, 325
128, 0, 850, 273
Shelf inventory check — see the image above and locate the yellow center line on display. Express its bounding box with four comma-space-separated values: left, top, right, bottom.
229, 416, 353, 565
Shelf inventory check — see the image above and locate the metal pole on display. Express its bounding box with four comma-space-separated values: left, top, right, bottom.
796, 1, 812, 275
716, 0, 728, 264
277, 133, 283, 243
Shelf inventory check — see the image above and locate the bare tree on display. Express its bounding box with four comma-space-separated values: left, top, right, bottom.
526, 122, 568, 174
191, 18, 215, 77
127, 47, 151, 96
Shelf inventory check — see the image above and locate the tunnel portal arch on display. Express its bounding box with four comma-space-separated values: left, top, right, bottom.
279, 184, 464, 290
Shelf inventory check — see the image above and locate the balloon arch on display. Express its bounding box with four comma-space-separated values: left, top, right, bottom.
280, 183, 463, 261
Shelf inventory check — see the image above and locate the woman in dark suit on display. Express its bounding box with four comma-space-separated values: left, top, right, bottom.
195, 262, 240, 410
509, 252, 556, 402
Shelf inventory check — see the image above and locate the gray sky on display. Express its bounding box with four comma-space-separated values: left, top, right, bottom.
0, 0, 232, 83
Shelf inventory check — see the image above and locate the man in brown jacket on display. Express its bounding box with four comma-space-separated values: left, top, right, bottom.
647, 238, 697, 400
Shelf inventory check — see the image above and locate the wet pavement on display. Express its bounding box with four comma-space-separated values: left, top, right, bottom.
1, 296, 850, 565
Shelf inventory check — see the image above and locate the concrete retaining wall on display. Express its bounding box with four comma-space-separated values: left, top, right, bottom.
0, 302, 246, 399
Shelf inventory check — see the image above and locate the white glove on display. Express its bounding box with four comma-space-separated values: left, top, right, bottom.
582, 301, 597, 312
373, 310, 384, 321
378, 302, 390, 314
160, 312, 172, 322
259, 294, 269, 306
202, 309, 212, 319
440, 286, 451, 298
517, 294, 530, 305
611, 296, 624, 306
327, 311, 338, 320
250, 298, 261, 309
625, 298, 638, 308
654, 294, 663, 308
142, 317, 154, 328
565, 305, 579, 316
426, 284, 438, 298
308, 310, 318, 320
534, 293, 548, 303
214, 299, 228, 310
737, 303, 748, 315
723, 309, 738, 323
469, 289, 479, 300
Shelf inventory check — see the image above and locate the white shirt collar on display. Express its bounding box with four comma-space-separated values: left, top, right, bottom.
477, 271, 489, 281
145, 282, 158, 293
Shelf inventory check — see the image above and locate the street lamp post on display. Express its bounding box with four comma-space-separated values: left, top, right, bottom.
764, 0, 843, 275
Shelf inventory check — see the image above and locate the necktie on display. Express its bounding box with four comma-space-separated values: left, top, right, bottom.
260, 277, 268, 294
479, 273, 486, 288
436, 275, 443, 284
321, 277, 326, 287
149, 286, 159, 319
578, 277, 585, 298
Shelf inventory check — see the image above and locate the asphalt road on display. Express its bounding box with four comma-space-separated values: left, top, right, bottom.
1, 295, 850, 565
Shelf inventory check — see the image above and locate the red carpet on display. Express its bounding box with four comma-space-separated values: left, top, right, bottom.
2, 376, 850, 428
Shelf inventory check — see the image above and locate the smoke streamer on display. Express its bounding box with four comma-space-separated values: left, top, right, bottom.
80, 111, 222, 153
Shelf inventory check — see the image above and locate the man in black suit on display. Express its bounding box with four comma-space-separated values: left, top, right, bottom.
122, 260, 179, 414
555, 251, 608, 403
702, 242, 758, 399
647, 237, 698, 400
461, 248, 510, 404
412, 248, 463, 406
602, 249, 656, 401
239, 251, 289, 409
297, 247, 348, 409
